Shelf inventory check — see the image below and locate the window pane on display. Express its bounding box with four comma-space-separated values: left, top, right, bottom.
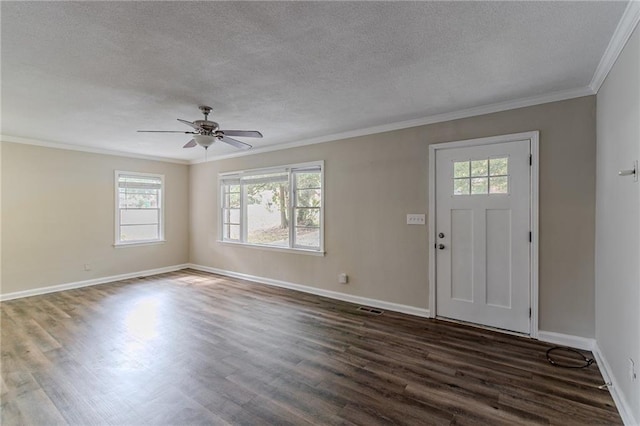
120, 189, 159, 208
120, 224, 158, 241
490, 157, 508, 176
296, 188, 321, 208
295, 227, 320, 248
489, 176, 509, 194
454, 161, 470, 178
241, 172, 288, 186
229, 224, 240, 241
454, 179, 470, 195
471, 177, 488, 194
228, 208, 240, 223
229, 193, 240, 209
471, 160, 488, 177
246, 181, 289, 247
295, 172, 321, 190
121, 209, 158, 225
247, 225, 289, 246
118, 176, 161, 189
296, 208, 320, 227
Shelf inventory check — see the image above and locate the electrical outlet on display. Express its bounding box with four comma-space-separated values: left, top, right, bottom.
83, 264, 91, 271
338, 273, 348, 284
407, 214, 426, 225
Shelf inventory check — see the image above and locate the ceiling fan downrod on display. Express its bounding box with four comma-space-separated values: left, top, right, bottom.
199, 105, 212, 121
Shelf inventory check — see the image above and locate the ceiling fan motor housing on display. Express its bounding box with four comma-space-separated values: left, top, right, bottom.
194, 120, 219, 132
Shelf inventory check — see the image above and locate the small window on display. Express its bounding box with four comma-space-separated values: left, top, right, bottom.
219, 162, 324, 253
453, 157, 509, 195
115, 171, 164, 245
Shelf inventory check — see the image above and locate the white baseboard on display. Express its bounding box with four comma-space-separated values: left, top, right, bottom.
187, 263, 431, 318
537, 330, 595, 351
592, 343, 638, 426
0, 264, 190, 302
528, 332, 636, 424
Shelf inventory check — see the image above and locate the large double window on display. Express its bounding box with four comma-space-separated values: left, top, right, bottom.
115, 171, 164, 246
219, 162, 324, 253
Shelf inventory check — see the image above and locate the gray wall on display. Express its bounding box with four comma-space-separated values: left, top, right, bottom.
191, 95, 597, 337
596, 25, 640, 424
1, 143, 190, 295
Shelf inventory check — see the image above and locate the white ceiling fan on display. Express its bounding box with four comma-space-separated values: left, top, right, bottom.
138, 105, 262, 151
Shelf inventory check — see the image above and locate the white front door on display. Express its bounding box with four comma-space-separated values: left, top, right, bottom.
435, 139, 531, 334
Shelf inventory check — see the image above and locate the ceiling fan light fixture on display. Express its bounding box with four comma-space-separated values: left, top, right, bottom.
193, 134, 216, 148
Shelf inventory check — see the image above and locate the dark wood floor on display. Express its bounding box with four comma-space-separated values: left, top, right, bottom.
1, 269, 621, 425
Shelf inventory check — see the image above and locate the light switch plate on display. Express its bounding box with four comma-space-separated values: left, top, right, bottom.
407, 214, 426, 225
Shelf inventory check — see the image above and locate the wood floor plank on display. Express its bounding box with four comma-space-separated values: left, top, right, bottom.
0, 269, 623, 425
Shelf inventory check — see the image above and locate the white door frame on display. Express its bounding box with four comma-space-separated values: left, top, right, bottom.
428, 131, 539, 338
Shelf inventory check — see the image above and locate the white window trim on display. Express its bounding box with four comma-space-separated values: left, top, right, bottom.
218, 240, 325, 256
113, 240, 166, 248
114, 170, 166, 247
218, 161, 325, 254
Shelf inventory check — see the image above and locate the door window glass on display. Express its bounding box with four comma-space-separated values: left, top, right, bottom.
453, 157, 509, 195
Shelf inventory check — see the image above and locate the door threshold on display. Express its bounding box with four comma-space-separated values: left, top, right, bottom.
436, 316, 531, 338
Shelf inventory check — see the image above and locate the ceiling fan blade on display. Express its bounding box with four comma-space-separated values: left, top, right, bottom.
137, 130, 197, 133
219, 135, 252, 150
219, 130, 263, 138
177, 118, 201, 130
183, 139, 197, 148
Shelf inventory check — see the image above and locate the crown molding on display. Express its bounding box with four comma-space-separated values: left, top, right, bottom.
0, 135, 190, 165
190, 85, 594, 164
590, 0, 640, 93
3, 85, 594, 166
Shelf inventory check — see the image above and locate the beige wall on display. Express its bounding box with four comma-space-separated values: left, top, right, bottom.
596, 25, 639, 424
0, 142, 3, 291
191, 95, 597, 337
1, 142, 190, 295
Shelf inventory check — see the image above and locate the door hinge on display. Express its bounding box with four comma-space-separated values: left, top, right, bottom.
529, 231, 532, 242
529, 154, 533, 166
529, 308, 532, 318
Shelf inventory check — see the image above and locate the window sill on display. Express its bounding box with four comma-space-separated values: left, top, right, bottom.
217, 240, 325, 256
114, 240, 166, 248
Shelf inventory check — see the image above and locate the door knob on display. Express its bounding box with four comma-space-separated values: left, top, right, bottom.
438, 244, 445, 250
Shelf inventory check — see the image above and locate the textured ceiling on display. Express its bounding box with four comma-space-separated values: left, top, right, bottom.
1, 1, 627, 162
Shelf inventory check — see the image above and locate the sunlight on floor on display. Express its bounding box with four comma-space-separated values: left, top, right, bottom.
124, 296, 163, 341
